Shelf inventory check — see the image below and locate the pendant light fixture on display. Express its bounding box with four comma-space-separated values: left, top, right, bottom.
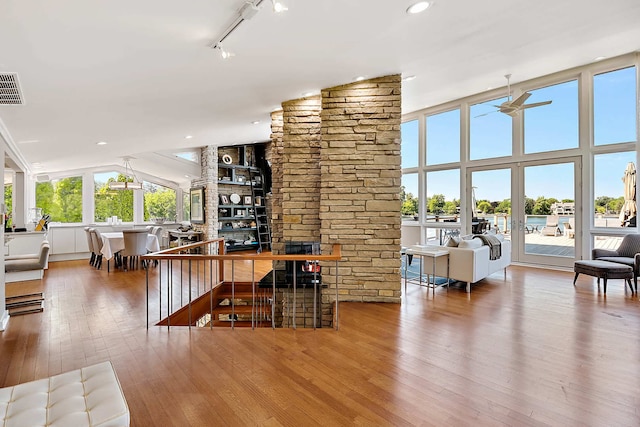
109, 156, 143, 190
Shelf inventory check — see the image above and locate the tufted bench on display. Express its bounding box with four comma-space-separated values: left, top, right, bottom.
0, 361, 130, 427
573, 260, 635, 294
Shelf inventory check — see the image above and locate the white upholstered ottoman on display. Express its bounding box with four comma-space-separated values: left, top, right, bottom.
0, 361, 130, 426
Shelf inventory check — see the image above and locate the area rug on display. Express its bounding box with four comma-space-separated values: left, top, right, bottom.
401, 256, 457, 286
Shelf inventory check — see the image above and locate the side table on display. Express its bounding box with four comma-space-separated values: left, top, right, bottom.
404, 246, 450, 291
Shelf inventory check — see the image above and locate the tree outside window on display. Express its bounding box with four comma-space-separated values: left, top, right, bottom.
143, 182, 176, 222
4, 184, 12, 227
36, 176, 83, 223
94, 172, 134, 222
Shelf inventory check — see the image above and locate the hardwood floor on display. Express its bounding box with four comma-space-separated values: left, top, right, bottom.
2, 260, 639, 426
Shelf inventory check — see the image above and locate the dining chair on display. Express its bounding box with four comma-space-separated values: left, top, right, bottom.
151, 226, 163, 247
84, 227, 96, 266
89, 228, 104, 270
121, 229, 149, 270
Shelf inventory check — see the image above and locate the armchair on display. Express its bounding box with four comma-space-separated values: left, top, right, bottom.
592, 234, 640, 290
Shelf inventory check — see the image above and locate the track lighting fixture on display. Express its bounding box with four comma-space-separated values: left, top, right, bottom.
210, 0, 288, 57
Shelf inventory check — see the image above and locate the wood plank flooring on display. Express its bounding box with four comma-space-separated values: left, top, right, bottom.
2, 259, 640, 426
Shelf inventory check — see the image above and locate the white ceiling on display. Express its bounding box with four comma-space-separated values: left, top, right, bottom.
1, 0, 640, 187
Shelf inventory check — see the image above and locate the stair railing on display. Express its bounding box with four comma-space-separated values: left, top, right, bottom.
143, 240, 342, 330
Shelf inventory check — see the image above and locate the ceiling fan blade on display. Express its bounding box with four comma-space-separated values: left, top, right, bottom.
520, 100, 552, 110
509, 92, 531, 107
474, 111, 498, 118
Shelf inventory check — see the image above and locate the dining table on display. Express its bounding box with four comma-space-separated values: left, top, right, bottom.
100, 232, 160, 260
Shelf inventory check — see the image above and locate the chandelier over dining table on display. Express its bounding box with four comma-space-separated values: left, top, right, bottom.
109, 156, 143, 190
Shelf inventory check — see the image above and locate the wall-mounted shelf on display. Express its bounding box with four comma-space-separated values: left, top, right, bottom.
217, 144, 271, 253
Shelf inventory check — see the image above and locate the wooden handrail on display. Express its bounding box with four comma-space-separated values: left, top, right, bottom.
142, 242, 342, 262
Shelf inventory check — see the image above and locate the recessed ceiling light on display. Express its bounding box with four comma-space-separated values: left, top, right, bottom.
18, 140, 40, 144
302, 91, 317, 97
96, 141, 107, 146
354, 76, 366, 81
406, 1, 431, 14
185, 135, 193, 139
185, 175, 190, 178
252, 120, 260, 125
402, 75, 416, 82
594, 56, 607, 61
32, 162, 43, 169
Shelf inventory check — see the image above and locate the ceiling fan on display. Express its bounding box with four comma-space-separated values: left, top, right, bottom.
476, 74, 552, 117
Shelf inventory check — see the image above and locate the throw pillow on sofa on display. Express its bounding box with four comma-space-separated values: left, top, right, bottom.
445, 236, 461, 247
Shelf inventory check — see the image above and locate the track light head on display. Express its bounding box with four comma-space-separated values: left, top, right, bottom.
217, 44, 234, 59
272, 0, 288, 12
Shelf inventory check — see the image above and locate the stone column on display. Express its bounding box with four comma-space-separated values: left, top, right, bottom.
320, 75, 402, 306
270, 110, 284, 255
281, 96, 322, 244
191, 145, 218, 240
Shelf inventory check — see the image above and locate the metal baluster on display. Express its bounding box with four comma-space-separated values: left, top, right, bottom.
293, 260, 297, 330
210, 257, 214, 330
271, 263, 276, 329
313, 261, 317, 330
146, 263, 150, 329
188, 260, 192, 329
180, 259, 183, 307
251, 260, 255, 330
335, 260, 339, 330
231, 260, 235, 330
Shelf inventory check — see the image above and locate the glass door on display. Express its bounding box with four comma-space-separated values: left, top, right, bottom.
515, 158, 581, 268
468, 157, 581, 268
469, 168, 513, 238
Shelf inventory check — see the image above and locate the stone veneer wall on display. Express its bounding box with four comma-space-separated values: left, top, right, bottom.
280, 96, 322, 245
191, 145, 218, 240
320, 75, 402, 304
269, 110, 284, 255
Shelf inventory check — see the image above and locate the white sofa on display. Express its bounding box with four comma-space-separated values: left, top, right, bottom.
409, 238, 511, 293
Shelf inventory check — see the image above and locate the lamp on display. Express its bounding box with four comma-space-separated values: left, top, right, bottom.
109, 157, 143, 190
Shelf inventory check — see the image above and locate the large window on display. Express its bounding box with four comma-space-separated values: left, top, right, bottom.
426, 109, 460, 165
524, 80, 578, 153
594, 66, 637, 146
401, 173, 419, 222
401, 120, 419, 169
143, 182, 176, 222
4, 184, 12, 227
183, 191, 190, 223
94, 172, 133, 222
469, 96, 512, 160
36, 176, 83, 223
593, 152, 636, 228
425, 169, 460, 219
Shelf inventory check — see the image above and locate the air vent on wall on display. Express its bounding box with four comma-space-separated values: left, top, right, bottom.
0, 73, 25, 105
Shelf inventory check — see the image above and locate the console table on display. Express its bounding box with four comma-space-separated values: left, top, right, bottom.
404, 246, 450, 291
